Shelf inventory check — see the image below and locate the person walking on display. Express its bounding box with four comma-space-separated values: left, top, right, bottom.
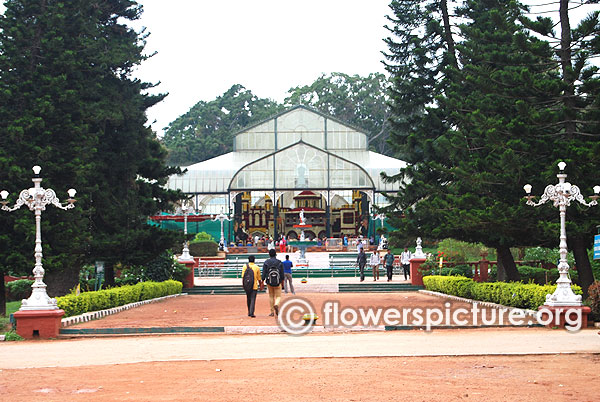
282, 254, 295, 294
369, 251, 381, 281
384, 249, 395, 282
357, 237, 364, 253
262, 248, 284, 316
279, 235, 286, 253
241, 256, 261, 318
400, 247, 412, 280
356, 248, 367, 282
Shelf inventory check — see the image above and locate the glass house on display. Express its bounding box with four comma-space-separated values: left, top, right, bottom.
165, 105, 406, 243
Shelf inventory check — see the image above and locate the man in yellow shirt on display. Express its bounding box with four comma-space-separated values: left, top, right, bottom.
241, 255, 262, 317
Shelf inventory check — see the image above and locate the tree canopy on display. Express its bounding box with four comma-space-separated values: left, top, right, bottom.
162, 84, 285, 166
162, 73, 393, 166
285, 72, 391, 154
383, 0, 600, 290
0, 0, 183, 313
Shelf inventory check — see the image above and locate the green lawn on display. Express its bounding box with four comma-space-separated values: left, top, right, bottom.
1, 301, 21, 331
6, 301, 20, 315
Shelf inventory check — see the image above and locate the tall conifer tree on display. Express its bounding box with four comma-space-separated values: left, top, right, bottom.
0, 0, 182, 309
522, 0, 600, 295
384, 0, 563, 280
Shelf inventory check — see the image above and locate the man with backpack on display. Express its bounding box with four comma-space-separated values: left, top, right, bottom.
241, 255, 262, 318
262, 248, 284, 316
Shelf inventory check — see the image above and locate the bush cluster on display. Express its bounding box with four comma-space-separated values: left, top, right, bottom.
188, 240, 218, 256
6, 279, 34, 301
56, 280, 183, 317
489, 265, 575, 285
423, 275, 583, 310
191, 231, 214, 242
419, 264, 473, 278
115, 251, 190, 286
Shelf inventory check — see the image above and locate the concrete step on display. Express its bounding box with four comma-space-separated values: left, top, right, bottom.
184, 282, 422, 295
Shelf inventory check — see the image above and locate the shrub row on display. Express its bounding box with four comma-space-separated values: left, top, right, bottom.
422, 275, 583, 310
56, 280, 183, 317
189, 240, 218, 256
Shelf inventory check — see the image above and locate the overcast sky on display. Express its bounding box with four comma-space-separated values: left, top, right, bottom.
0, 1, 597, 137
131, 0, 392, 136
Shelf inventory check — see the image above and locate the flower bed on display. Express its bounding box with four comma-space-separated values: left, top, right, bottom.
422, 275, 582, 310
56, 280, 183, 317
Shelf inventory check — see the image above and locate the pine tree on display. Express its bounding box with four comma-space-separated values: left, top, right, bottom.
384, 0, 563, 280
521, 0, 600, 296
0, 0, 183, 307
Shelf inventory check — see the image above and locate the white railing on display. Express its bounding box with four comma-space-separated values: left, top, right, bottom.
195, 257, 400, 278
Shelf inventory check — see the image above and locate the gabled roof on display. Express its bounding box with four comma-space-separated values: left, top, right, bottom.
232, 104, 371, 140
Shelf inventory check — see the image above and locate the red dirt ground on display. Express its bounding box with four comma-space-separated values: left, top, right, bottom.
1, 354, 599, 401
70, 292, 513, 328
4, 293, 599, 401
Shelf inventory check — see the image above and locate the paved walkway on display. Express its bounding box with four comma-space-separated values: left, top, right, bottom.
1, 328, 598, 369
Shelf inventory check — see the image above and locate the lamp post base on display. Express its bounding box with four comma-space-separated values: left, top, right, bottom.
537, 305, 591, 329
14, 309, 65, 338
409, 258, 426, 286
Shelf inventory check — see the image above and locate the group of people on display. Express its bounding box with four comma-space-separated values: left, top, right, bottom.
356, 247, 413, 282
241, 249, 295, 317
241, 245, 415, 317
237, 234, 290, 253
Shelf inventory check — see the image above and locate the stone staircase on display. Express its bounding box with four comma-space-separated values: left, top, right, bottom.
184, 282, 422, 295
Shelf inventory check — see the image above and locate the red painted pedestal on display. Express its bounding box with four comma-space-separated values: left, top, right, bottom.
14, 309, 65, 339
182, 259, 196, 288
409, 258, 426, 286
537, 305, 591, 329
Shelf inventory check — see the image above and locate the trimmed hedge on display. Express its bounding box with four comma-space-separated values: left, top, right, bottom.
56, 280, 183, 317
423, 275, 583, 310
189, 240, 219, 256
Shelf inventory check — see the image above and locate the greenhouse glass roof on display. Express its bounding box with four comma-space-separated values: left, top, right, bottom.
166, 105, 407, 196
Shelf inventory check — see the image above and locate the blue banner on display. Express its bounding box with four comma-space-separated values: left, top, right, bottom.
594, 234, 600, 260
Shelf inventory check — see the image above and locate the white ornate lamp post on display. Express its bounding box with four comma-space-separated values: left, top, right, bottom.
372, 213, 386, 228
212, 209, 231, 252
523, 161, 599, 306
177, 200, 195, 262
371, 211, 387, 249
1, 165, 76, 310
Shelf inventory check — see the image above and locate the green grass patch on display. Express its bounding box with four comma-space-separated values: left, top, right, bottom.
2, 301, 22, 333
6, 301, 21, 315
